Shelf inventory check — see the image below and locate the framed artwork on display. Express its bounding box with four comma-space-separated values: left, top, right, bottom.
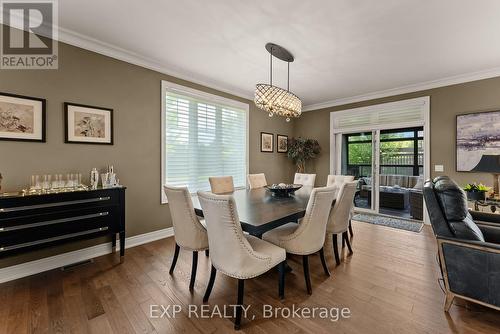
260, 132, 273, 152
65, 102, 113, 145
456, 110, 500, 171
277, 134, 288, 153
0, 92, 46, 142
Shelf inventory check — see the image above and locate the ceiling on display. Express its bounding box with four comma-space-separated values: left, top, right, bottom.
58, 0, 500, 109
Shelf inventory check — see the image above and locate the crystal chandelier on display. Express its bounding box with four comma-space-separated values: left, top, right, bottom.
254, 43, 302, 122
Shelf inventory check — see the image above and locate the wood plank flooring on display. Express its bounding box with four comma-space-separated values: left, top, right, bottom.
2, 221, 500, 333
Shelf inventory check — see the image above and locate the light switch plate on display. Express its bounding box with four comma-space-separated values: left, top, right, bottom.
434, 165, 444, 172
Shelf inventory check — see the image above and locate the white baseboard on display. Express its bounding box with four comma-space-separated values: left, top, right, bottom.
0, 227, 174, 284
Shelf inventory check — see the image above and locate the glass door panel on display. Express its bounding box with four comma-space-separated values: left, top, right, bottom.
340, 132, 375, 211
377, 127, 424, 220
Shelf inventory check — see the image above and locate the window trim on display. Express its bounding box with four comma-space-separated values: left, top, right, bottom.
160, 80, 249, 204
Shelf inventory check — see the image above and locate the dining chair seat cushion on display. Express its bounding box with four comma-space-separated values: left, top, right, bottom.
245, 235, 286, 271
263, 222, 319, 255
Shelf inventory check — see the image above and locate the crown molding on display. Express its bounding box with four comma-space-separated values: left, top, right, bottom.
302, 66, 500, 112
56, 27, 255, 101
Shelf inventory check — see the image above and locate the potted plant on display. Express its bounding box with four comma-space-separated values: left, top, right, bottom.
287, 137, 321, 173
463, 183, 491, 201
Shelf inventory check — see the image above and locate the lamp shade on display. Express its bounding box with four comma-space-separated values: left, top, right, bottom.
471, 154, 500, 173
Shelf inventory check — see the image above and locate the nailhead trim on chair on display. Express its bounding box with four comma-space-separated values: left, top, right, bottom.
203, 195, 281, 279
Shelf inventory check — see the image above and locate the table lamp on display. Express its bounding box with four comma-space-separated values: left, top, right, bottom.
471, 154, 500, 197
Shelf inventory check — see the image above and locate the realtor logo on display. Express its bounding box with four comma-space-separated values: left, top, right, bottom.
1, 0, 58, 69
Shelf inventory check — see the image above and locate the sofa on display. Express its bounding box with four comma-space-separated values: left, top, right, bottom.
359, 175, 423, 216
423, 176, 500, 311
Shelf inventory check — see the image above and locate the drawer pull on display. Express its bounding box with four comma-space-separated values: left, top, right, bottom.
0, 227, 109, 252
0, 212, 109, 232
0, 197, 111, 213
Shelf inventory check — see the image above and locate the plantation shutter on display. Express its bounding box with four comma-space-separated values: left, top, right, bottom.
163, 87, 247, 194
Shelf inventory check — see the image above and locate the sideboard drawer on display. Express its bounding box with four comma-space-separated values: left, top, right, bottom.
0, 187, 126, 259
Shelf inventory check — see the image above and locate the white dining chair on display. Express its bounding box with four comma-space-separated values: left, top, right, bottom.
327, 174, 356, 238
209, 176, 234, 194
262, 186, 337, 294
163, 185, 209, 291
326, 175, 355, 187
198, 191, 286, 330
326, 181, 357, 265
247, 173, 268, 189
294, 173, 316, 187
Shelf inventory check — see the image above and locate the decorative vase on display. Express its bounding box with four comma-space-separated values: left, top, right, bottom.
466, 190, 486, 201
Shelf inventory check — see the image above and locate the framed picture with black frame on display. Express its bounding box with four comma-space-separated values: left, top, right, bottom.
277, 134, 288, 153
64, 102, 114, 145
0, 92, 46, 142
260, 132, 273, 152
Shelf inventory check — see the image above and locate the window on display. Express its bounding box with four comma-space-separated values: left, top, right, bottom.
161, 81, 248, 202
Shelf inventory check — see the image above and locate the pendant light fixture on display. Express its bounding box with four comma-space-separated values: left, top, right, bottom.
254, 43, 302, 122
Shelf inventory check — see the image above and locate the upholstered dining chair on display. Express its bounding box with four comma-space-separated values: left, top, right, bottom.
326, 181, 357, 265
247, 173, 268, 189
294, 173, 316, 187
163, 185, 209, 292
326, 174, 355, 187
326, 174, 356, 239
209, 176, 234, 194
262, 186, 337, 294
198, 191, 286, 330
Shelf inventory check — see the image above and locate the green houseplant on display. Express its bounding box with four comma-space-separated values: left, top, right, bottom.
463, 183, 491, 201
287, 137, 321, 173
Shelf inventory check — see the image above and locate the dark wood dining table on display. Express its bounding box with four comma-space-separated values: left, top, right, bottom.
192, 186, 315, 237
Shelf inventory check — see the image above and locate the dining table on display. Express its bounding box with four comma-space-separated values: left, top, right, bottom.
192, 186, 319, 238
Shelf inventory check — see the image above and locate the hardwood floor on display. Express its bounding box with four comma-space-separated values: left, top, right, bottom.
2, 221, 500, 333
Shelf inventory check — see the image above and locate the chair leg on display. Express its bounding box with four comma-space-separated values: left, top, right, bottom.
302, 255, 312, 295
189, 251, 198, 292
348, 219, 354, 238
342, 233, 346, 248
169, 243, 180, 274
203, 265, 217, 302
277, 261, 286, 299
332, 234, 340, 265
235, 279, 245, 330
344, 231, 353, 254
444, 292, 454, 312
205, 249, 209, 257
319, 247, 330, 276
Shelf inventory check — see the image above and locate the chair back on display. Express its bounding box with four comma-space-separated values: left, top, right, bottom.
423, 176, 484, 241
197, 191, 272, 277
289, 186, 337, 253
326, 181, 357, 234
326, 175, 354, 187
294, 173, 316, 187
247, 173, 267, 189
209, 176, 234, 194
163, 185, 208, 250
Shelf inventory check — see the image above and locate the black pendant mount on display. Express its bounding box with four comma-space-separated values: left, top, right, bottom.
265, 43, 294, 62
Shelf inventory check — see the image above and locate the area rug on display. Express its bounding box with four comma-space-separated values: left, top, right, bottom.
353, 213, 423, 232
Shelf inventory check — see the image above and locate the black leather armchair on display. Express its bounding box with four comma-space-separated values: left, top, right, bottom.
423, 176, 500, 312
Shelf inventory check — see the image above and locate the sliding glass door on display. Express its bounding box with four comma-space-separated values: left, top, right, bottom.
337, 127, 424, 221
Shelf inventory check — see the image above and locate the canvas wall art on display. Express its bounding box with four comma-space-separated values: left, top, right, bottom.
456, 110, 500, 171
65, 103, 113, 144
0, 92, 46, 142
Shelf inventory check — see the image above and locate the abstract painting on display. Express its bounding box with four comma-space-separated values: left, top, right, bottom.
260, 132, 273, 152
277, 134, 288, 153
0, 92, 45, 142
65, 103, 113, 144
456, 111, 500, 171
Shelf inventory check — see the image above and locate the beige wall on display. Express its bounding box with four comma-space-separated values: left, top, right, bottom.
0, 41, 294, 268
293, 76, 500, 188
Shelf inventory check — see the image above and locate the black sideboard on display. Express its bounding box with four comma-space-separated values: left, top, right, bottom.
0, 187, 126, 262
